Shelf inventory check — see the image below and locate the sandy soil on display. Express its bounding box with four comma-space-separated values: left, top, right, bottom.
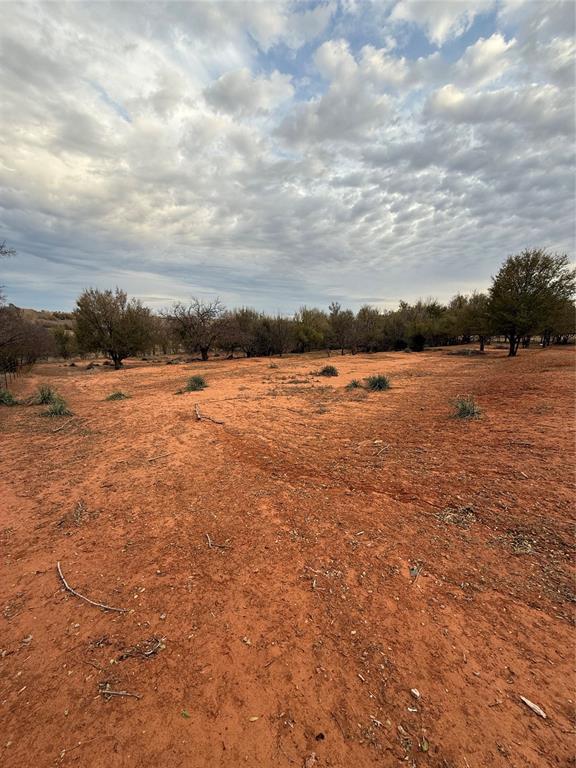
1, 347, 574, 768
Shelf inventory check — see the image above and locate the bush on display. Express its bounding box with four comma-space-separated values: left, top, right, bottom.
453, 396, 481, 419
318, 365, 338, 377
184, 375, 207, 392
269, 363, 279, 369
0, 388, 17, 406
105, 391, 130, 401
44, 397, 72, 417
346, 379, 362, 390
366, 374, 391, 391
35, 385, 58, 404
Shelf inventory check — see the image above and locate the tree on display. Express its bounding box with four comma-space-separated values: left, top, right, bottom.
489, 249, 575, 357
295, 307, 329, 353
75, 288, 154, 368
328, 302, 355, 355
52, 326, 75, 359
169, 298, 224, 361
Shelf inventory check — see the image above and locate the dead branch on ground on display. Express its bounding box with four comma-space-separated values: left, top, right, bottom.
195, 403, 224, 424
56, 561, 127, 613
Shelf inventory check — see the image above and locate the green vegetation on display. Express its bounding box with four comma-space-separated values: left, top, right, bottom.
453, 396, 481, 419
318, 365, 338, 377
366, 374, 391, 391
346, 379, 362, 390
0, 388, 17, 406
184, 375, 207, 392
44, 397, 72, 417
105, 391, 130, 401
35, 385, 58, 404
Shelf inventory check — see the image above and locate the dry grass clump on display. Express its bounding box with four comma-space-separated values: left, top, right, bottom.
365, 374, 391, 391
453, 395, 481, 419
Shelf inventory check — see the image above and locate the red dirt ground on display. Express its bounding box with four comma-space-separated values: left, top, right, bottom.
1, 347, 574, 768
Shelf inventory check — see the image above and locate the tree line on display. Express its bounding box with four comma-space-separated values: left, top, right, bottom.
1, 247, 574, 378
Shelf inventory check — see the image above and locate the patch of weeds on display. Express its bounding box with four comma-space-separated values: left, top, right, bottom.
105, 391, 130, 401
365, 374, 391, 391
44, 397, 72, 417
346, 379, 362, 390
269, 363, 279, 369
453, 395, 481, 419
437, 505, 476, 528
183, 375, 207, 392
317, 365, 338, 377
35, 385, 58, 404
0, 388, 18, 406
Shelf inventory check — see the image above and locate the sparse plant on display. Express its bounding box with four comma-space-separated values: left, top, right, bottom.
105, 391, 130, 401
453, 395, 481, 419
269, 363, 278, 369
318, 365, 338, 377
44, 397, 72, 417
0, 388, 17, 406
35, 385, 58, 404
184, 375, 207, 392
366, 374, 391, 391
346, 379, 362, 390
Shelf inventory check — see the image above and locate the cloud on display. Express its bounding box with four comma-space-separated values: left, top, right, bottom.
0, 0, 573, 312
204, 69, 294, 116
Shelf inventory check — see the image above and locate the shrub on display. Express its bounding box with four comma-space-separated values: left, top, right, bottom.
346, 379, 362, 390
184, 375, 207, 392
269, 363, 279, 369
0, 388, 17, 406
453, 396, 481, 419
318, 365, 338, 377
35, 385, 58, 404
366, 374, 391, 391
105, 391, 130, 401
44, 397, 72, 417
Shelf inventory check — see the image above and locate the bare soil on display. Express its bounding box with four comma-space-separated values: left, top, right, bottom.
1, 347, 574, 768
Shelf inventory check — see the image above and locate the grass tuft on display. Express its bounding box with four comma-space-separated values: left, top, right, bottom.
105, 391, 130, 401
453, 395, 481, 419
346, 379, 362, 390
184, 375, 207, 392
318, 365, 338, 377
44, 397, 72, 417
0, 388, 18, 406
365, 374, 391, 391
35, 385, 58, 404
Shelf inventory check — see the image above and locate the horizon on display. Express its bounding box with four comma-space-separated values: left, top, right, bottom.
1, 0, 574, 313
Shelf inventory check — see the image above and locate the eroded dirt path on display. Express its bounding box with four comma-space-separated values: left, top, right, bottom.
1, 348, 574, 767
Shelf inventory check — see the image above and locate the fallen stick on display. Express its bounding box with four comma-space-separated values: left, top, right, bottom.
56, 562, 127, 613
148, 452, 176, 462
100, 689, 142, 700
194, 403, 224, 424
52, 417, 99, 434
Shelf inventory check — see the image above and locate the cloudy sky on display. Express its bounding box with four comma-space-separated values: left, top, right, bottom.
0, 0, 574, 312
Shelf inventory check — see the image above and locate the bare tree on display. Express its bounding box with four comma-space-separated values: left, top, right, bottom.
168, 298, 224, 361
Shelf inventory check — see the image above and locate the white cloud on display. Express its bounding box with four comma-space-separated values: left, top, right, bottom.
390, 0, 495, 46
204, 69, 294, 116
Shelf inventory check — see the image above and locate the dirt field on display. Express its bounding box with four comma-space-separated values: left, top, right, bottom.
1, 347, 574, 768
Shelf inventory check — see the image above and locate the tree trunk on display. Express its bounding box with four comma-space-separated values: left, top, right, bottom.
479, 336, 485, 352
341, 347, 345, 355
200, 347, 209, 361
508, 333, 518, 357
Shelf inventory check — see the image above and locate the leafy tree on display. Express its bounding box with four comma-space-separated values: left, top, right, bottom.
355, 305, 382, 352
489, 249, 575, 356
75, 288, 154, 368
52, 326, 76, 359
169, 298, 224, 361
328, 302, 355, 355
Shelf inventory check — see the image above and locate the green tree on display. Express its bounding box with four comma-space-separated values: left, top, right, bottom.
489, 249, 575, 357
52, 326, 75, 359
328, 302, 355, 355
75, 288, 154, 369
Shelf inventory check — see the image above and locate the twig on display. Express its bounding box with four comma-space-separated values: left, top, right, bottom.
148, 452, 176, 462
331, 711, 346, 738
56, 562, 127, 613
100, 689, 142, 700
205, 534, 230, 550
195, 403, 224, 424
52, 417, 98, 434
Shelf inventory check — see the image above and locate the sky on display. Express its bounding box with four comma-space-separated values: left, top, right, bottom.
0, 0, 574, 313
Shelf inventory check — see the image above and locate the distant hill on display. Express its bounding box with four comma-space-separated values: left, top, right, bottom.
17, 307, 74, 331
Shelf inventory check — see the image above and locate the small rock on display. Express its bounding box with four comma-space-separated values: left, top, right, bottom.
159, 613, 166, 620
410, 688, 421, 699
